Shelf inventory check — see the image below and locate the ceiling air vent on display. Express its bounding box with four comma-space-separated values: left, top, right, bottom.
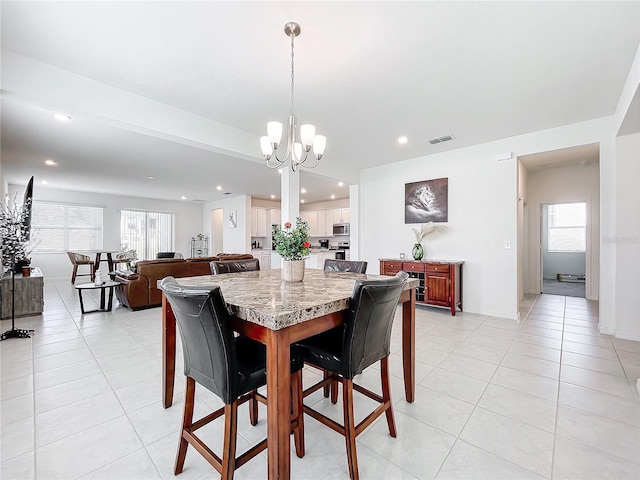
222, 192, 232, 196
426, 134, 455, 145
191, 199, 205, 203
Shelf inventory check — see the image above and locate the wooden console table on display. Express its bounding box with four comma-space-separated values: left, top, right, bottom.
1, 267, 44, 319
380, 259, 463, 315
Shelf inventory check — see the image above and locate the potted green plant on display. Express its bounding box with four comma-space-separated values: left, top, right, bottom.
273, 217, 311, 282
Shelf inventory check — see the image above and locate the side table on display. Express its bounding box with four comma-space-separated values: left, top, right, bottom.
1, 267, 44, 319
74, 281, 119, 314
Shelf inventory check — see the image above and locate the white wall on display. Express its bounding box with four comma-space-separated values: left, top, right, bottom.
517, 161, 528, 301
360, 117, 612, 320
613, 132, 640, 340
202, 195, 251, 255
10, 185, 203, 280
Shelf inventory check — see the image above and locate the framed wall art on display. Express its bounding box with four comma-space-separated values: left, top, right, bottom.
405, 177, 448, 223
227, 210, 238, 228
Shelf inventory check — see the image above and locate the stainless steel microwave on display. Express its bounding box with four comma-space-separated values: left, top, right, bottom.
333, 223, 350, 236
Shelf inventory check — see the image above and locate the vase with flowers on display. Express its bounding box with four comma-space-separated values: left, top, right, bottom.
411, 222, 446, 260
273, 217, 311, 282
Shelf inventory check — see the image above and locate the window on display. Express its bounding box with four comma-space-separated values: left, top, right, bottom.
548, 203, 586, 252
120, 210, 174, 260
31, 202, 103, 252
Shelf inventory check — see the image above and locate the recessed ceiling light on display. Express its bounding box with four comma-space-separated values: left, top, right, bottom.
216, 186, 222, 191
44, 159, 57, 166
300, 199, 305, 204
277, 169, 283, 174
147, 176, 154, 179
270, 194, 276, 199
181, 196, 187, 200
300, 188, 306, 194
54, 112, 72, 121
338, 181, 344, 187
398, 136, 408, 144
41, 180, 49, 185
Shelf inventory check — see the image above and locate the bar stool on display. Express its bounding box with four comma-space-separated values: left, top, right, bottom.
159, 278, 304, 479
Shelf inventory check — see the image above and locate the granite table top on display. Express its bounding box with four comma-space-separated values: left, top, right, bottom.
170, 268, 418, 331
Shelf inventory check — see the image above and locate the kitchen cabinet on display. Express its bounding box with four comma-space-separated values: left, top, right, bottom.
379, 259, 463, 316
315, 250, 336, 269
300, 211, 319, 236
299, 207, 350, 237
251, 207, 268, 237
252, 250, 272, 270
271, 253, 282, 270
330, 208, 350, 224
270, 208, 281, 226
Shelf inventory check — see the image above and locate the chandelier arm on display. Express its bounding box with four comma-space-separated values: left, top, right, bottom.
299, 151, 321, 169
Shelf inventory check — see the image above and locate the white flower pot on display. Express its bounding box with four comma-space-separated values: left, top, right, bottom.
282, 259, 305, 282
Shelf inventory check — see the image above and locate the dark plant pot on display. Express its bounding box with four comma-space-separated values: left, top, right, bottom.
14, 259, 30, 274
412, 243, 424, 260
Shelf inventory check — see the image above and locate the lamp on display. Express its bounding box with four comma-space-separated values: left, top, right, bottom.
260, 22, 326, 171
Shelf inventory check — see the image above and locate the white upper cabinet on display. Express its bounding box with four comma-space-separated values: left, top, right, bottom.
251, 207, 268, 237
270, 209, 281, 226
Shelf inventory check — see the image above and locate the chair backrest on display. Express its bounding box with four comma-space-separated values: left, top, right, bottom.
324, 259, 368, 273
157, 252, 177, 259
341, 271, 409, 377
210, 258, 261, 275
67, 252, 91, 264
159, 277, 239, 403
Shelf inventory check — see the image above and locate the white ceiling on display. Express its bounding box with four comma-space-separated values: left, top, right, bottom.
1, 1, 638, 203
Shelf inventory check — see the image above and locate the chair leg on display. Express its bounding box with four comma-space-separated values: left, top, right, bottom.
249, 389, 258, 426
380, 357, 397, 438
221, 402, 238, 480
330, 377, 339, 404
71, 265, 78, 284
342, 379, 359, 480
174, 377, 196, 475
323, 369, 330, 397
291, 369, 305, 458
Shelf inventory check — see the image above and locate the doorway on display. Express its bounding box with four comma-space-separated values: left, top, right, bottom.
540, 202, 586, 298
211, 208, 223, 255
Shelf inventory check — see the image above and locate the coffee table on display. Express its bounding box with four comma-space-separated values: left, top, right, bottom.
74, 281, 119, 314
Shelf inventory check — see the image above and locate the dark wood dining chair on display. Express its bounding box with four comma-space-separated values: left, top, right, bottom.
158, 278, 304, 479
210, 258, 260, 274
320, 258, 369, 398
67, 252, 95, 283
294, 271, 409, 480
323, 259, 368, 273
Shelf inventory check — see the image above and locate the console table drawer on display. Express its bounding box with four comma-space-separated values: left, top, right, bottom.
402, 262, 426, 272
425, 264, 450, 274
381, 261, 402, 273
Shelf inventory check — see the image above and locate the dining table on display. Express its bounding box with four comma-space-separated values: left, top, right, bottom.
161, 268, 418, 480
92, 249, 119, 272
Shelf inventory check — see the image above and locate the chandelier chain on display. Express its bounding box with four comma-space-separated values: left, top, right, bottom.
290, 31, 295, 117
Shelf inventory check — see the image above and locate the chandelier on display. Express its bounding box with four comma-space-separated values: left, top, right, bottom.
260, 22, 326, 171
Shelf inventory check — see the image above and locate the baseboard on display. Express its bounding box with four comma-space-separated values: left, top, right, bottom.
612, 330, 640, 342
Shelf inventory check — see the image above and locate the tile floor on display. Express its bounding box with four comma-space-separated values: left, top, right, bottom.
1, 280, 639, 479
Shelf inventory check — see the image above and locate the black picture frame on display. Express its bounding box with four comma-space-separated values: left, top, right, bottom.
405, 177, 448, 223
